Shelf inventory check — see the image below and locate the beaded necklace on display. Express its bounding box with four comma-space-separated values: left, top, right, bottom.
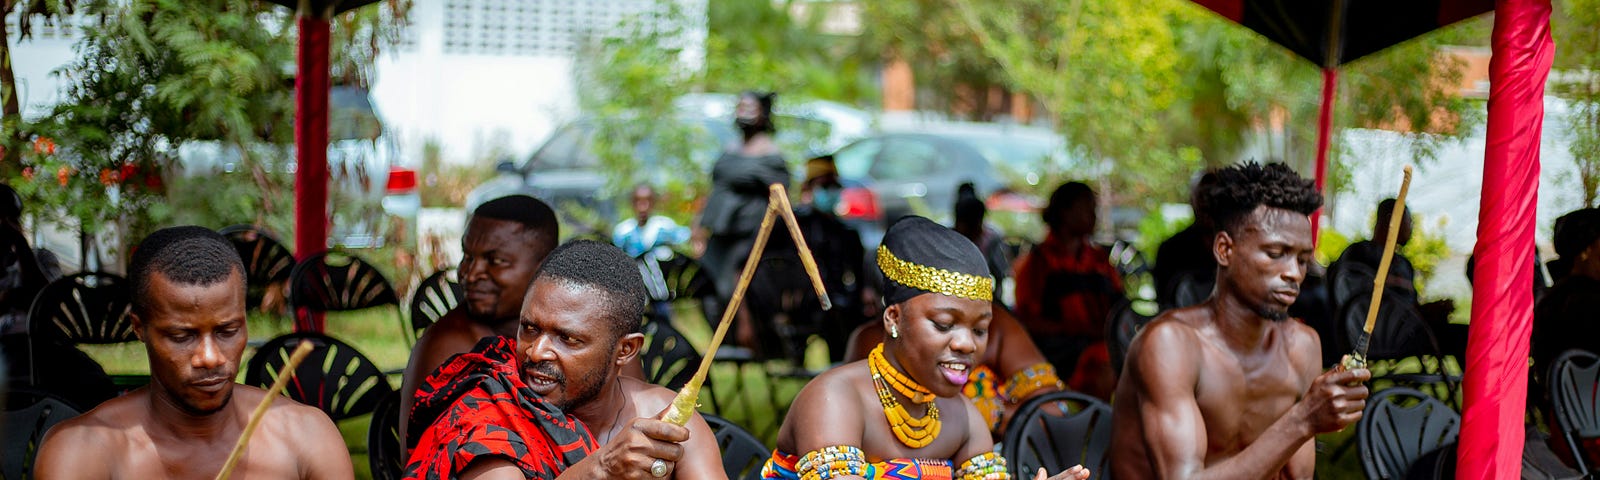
869, 343, 941, 448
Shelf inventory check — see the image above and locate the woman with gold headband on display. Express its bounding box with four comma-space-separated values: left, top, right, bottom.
762, 217, 1090, 480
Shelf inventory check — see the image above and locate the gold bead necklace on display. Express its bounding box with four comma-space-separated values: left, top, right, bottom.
869, 343, 940, 448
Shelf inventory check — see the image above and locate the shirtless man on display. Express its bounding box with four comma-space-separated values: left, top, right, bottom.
1110, 163, 1371, 479
400, 194, 560, 449
34, 226, 352, 479
415, 240, 720, 479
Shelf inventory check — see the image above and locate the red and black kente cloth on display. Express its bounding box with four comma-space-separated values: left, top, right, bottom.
404, 336, 598, 479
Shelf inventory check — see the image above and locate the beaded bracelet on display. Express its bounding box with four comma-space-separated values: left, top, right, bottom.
956, 452, 1011, 480
1003, 362, 1065, 403
798, 445, 869, 480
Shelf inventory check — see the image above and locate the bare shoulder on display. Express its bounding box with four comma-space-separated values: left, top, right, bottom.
34, 392, 144, 477
1281, 319, 1323, 374
620, 376, 677, 413
799, 361, 868, 400
1130, 308, 1206, 359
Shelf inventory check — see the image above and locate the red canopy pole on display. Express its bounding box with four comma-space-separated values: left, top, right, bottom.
1312, 67, 1337, 242
293, 8, 331, 333
1458, 0, 1553, 477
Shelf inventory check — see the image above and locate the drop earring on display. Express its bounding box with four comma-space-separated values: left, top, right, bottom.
889, 324, 899, 339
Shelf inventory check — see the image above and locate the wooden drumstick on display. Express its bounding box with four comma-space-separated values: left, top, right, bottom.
1344, 165, 1413, 370
215, 340, 315, 480
664, 183, 831, 426
769, 184, 832, 311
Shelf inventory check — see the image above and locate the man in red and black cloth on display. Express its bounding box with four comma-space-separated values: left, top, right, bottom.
404, 241, 694, 480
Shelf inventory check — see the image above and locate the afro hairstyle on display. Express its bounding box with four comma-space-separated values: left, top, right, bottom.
1202, 162, 1322, 236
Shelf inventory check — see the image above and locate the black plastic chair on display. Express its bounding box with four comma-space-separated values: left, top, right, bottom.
1162, 268, 1215, 311
2, 389, 81, 479
1326, 260, 1376, 315
1547, 349, 1600, 476
218, 224, 296, 311
244, 332, 394, 422
1336, 288, 1458, 405
27, 272, 134, 345
26, 272, 134, 385
1106, 297, 1154, 376
287, 252, 406, 342
1358, 387, 1461, 480
703, 413, 767, 480
1001, 391, 1113, 479
408, 269, 460, 335
367, 389, 405, 480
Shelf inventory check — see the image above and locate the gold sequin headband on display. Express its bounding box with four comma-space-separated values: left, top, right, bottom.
876, 245, 993, 302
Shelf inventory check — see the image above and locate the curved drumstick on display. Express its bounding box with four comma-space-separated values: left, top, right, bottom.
215, 340, 316, 480
664, 184, 830, 425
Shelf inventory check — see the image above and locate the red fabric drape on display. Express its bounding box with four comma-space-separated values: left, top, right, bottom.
1312, 67, 1337, 242
1458, 0, 1553, 477
294, 13, 331, 332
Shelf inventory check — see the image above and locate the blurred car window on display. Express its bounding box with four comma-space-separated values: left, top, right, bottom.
873, 138, 944, 181
833, 138, 883, 179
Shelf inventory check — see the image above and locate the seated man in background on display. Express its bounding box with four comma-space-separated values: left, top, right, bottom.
1334, 198, 1454, 349
34, 226, 352, 479
1110, 163, 1369, 479
613, 183, 689, 260
1153, 172, 1218, 310
953, 182, 1012, 305
406, 240, 717, 479
399, 195, 562, 451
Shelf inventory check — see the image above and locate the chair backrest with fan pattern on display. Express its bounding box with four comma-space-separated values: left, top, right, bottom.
408, 269, 460, 333
1547, 349, 1600, 475
288, 252, 401, 313
702, 413, 768, 480
2, 389, 81, 479
244, 332, 394, 422
1001, 391, 1113, 478
367, 390, 406, 480
218, 224, 296, 309
27, 272, 134, 345
1358, 387, 1461, 480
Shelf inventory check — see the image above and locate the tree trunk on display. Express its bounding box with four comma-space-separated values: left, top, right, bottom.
0, 9, 22, 176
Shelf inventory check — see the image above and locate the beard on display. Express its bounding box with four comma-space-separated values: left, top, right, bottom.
527, 360, 610, 412
1255, 305, 1291, 322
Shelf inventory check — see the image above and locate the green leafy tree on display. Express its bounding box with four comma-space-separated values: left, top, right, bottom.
944, 0, 1482, 214
1552, 1, 1600, 206
1, 0, 76, 172
702, 0, 869, 103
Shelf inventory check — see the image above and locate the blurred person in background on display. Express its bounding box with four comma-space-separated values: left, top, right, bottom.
1153, 172, 1218, 310
1012, 181, 1123, 400
791, 155, 868, 362
695, 91, 790, 350
952, 182, 1011, 304
612, 183, 689, 260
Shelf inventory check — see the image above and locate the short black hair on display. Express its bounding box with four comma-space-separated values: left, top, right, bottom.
472, 195, 559, 245
1374, 198, 1410, 228
128, 226, 245, 316
1202, 162, 1322, 235
1042, 182, 1094, 229
533, 240, 646, 341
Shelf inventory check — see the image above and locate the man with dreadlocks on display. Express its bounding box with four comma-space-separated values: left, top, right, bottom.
1109, 162, 1371, 479
764, 216, 1089, 480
